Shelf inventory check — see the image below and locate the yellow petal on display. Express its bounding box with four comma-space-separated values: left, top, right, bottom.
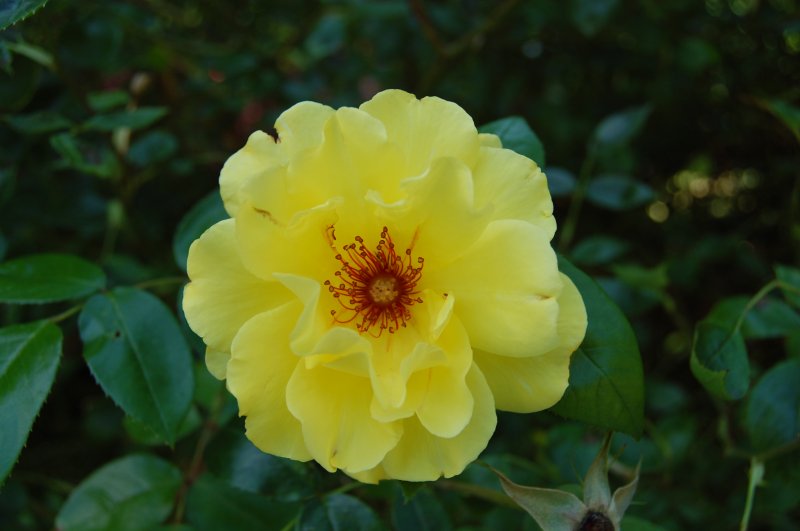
235, 196, 340, 282
286, 107, 408, 214
227, 302, 311, 461
472, 146, 556, 240
184, 219, 291, 353
204, 348, 229, 380
360, 89, 481, 177
286, 363, 402, 473
274, 101, 335, 158
425, 219, 563, 357
554, 273, 588, 354
369, 156, 490, 269
381, 365, 496, 481
473, 273, 587, 412
478, 132, 502, 148
219, 130, 286, 217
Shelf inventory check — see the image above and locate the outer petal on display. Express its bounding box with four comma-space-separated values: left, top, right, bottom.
204, 348, 229, 380
219, 131, 286, 217
380, 365, 496, 482
274, 101, 335, 158
478, 133, 502, 148
360, 89, 481, 177
472, 146, 556, 240
184, 219, 291, 354
227, 302, 311, 461
473, 273, 587, 412
286, 363, 402, 474
425, 219, 563, 358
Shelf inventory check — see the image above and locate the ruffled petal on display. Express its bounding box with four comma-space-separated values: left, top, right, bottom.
369, 156, 490, 270
473, 273, 587, 412
472, 146, 556, 240
380, 365, 496, 481
226, 302, 311, 461
286, 363, 402, 473
274, 101, 335, 158
235, 196, 340, 282
184, 219, 292, 354
219, 131, 286, 217
360, 89, 481, 177
425, 219, 563, 358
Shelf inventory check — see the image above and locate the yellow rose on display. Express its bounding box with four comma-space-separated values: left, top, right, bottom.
183, 89, 587, 482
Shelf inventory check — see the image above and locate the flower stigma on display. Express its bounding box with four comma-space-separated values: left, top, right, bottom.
324, 226, 424, 337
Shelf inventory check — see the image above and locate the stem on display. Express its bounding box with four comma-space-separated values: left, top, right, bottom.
557, 150, 596, 252
171, 388, 226, 523
48, 304, 83, 323
733, 279, 780, 333
739, 458, 764, 531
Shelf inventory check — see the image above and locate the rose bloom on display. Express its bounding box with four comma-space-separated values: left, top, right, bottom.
183, 90, 587, 482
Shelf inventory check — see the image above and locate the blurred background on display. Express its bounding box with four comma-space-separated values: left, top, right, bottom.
1, 0, 799, 529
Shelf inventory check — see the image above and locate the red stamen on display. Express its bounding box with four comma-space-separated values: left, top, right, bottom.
324, 226, 424, 337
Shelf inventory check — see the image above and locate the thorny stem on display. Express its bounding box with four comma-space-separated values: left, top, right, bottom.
557, 150, 596, 253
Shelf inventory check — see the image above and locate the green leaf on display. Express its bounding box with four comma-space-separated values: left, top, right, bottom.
586, 175, 655, 211
78, 287, 194, 445
591, 105, 651, 149
745, 359, 800, 452
757, 98, 800, 143
776, 264, 800, 309
0, 321, 61, 483
173, 191, 227, 271
551, 257, 645, 438
123, 405, 201, 446
479, 116, 546, 167
205, 427, 314, 500
0, 54, 40, 112
82, 107, 168, 132
0, 0, 49, 30
0, 253, 105, 304
50, 133, 122, 179
306, 12, 346, 59
571, 0, 619, 37
299, 494, 385, 531
570, 236, 630, 267
545, 167, 576, 197
55, 454, 182, 531
392, 486, 453, 531
186, 475, 301, 531
87, 90, 130, 112
742, 298, 800, 339
128, 130, 178, 168
690, 321, 749, 400
5, 111, 72, 134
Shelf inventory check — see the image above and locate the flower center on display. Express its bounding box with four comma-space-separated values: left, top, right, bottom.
324, 226, 423, 336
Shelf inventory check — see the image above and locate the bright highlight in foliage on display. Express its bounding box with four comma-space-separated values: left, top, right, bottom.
183, 89, 587, 482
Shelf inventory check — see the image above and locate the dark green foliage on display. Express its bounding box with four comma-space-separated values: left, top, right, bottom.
1, 1, 799, 530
